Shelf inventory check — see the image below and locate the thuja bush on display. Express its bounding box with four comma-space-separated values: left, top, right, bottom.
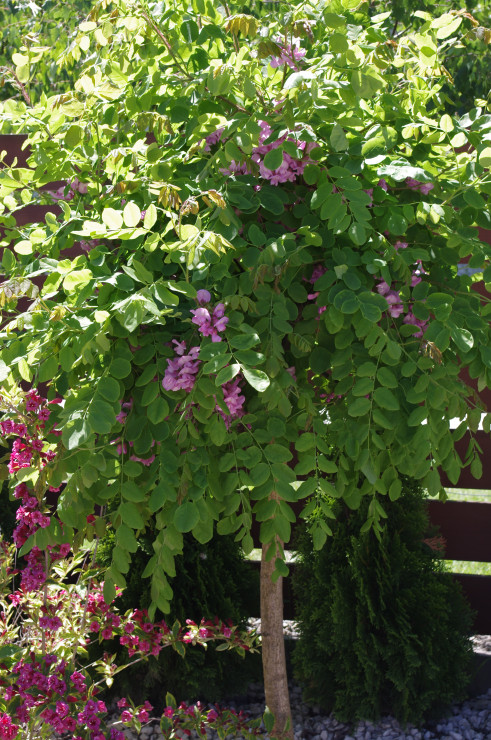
95, 528, 260, 707
293, 482, 474, 725
0, 0, 491, 733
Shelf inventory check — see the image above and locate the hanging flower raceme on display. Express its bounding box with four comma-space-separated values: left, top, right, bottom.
162, 340, 201, 392
270, 39, 306, 70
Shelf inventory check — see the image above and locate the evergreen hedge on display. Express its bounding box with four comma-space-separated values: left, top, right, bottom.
293, 484, 474, 725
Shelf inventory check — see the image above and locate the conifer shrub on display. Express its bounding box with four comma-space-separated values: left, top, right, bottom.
95, 528, 260, 709
292, 483, 474, 725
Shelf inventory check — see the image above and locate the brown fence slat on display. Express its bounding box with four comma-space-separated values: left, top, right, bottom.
454, 574, 491, 635
428, 500, 491, 562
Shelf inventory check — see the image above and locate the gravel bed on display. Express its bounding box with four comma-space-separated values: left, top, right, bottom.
110, 622, 491, 740
112, 681, 491, 740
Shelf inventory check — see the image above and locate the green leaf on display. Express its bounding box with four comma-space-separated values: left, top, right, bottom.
479, 148, 491, 169
373, 387, 400, 411
148, 396, 169, 424
242, 366, 270, 392
103, 579, 116, 605
98, 376, 121, 402
102, 208, 123, 230
263, 708, 275, 734
202, 354, 232, 374
450, 326, 474, 353
61, 418, 91, 450
88, 401, 116, 433
264, 444, 292, 463
295, 433, 316, 452
351, 69, 384, 98
263, 147, 284, 171
63, 269, 93, 292
230, 333, 260, 350
119, 502, 144, 529
123, 201, 141, 227
121, 481, 145, 502
153, 283, 180, 305
141, 382, 160, 406
174, 502, 200, 532
209, 415, 227, 445
144, 203, 158, 229
376, 367, 398, 388
407, 406, 427, 426
348, 397, 371, 417
330, 123, 348, 151
216, 363, 240, 385
110, 358, 132, 379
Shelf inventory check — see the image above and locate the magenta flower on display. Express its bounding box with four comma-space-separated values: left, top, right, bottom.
196, 289, 211, 304
191, 303, 229, 342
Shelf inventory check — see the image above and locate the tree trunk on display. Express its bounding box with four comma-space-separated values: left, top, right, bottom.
260, 538, 293, 740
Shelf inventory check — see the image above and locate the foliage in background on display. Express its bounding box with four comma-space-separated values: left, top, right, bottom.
96, 529, 261, 708
369, 0, 491, 113
0, 0, 93, 110
292, 482, 474, 725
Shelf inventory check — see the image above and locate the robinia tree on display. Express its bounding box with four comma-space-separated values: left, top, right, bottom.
0, 0, 491, 736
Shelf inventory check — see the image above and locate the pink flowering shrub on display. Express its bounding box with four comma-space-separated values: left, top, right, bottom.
0, 537, 260, 740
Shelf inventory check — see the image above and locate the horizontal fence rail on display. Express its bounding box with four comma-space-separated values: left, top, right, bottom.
247, 500, 491, 633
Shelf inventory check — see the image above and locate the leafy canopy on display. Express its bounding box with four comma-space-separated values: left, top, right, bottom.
0, 0, 490, 617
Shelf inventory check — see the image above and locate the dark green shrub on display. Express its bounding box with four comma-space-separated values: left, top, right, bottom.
95, 528, 260, 710
293, 484, 474, 725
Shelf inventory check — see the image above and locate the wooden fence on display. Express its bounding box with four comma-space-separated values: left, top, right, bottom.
1, 134, 491, 634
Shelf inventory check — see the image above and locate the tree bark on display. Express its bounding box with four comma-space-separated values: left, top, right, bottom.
260, 538, 293, 740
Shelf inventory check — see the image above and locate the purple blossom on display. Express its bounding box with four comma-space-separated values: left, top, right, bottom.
405, 177, 434, 195
196, 289, 211, 305
403, 310, 428, 337
385, 291, 404, 318
191, 303, 229, 342
162, 341, 200, 392
270, 41, 306, 70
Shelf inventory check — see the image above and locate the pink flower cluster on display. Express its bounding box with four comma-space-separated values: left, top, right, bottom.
3, 652, 129, 739
0, 713, 18, 740
2, 390, 58, 476
12, 482, 50, 549
191, 303, 229, 342
204, 128, 225, 151
162, 340, 201, 392
376, 253, 428, 336
252, 120, 317, 186
1, 532, 260, 740
119, 608, 168, 658
220, 379, 245, 420
118, 699, 153, 725
405, 177, 434, 195
270, 40, 306, 70
49, 177, 88, 201
217, 119, 316, 185
14, 543, 70, 593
